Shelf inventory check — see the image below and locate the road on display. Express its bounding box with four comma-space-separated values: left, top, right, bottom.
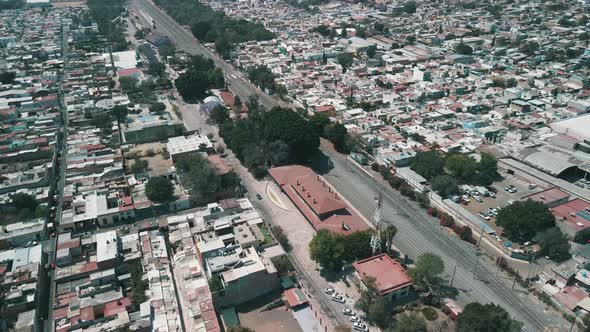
319, 141, 566, 331
130, 0, 288, 110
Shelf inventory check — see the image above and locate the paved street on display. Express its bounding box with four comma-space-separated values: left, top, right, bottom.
130, 0, 289, 110
319, 140, 567, 331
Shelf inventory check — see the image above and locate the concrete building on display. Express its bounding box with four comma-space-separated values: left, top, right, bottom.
352, 254, 412, 302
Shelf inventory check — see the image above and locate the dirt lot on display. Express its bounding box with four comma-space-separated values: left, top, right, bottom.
126, 143, 172, 177
236, 291, 302, 332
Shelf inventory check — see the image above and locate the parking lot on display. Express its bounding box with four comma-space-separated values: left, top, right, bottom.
461, 172, 547, 237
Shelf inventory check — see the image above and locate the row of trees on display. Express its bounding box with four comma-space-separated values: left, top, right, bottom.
213, 100, 319, 177
246, 65, 287, 97
154, 0, 274, 58
309, 112, 353, 153
413, 150, 501, 198
175, 55, 225, 102
87, 0, 127, 51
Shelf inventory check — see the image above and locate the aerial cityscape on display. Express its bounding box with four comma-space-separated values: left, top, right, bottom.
0, 0, 589, 331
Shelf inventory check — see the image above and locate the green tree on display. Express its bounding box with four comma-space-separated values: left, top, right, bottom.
520, 40, 539, 55
175, 70, 211, 101
445, 154, 478, 183
210, 105, 230, 124
356, 277, 392, 328
131, 158, 149, 173
337, 53, 354, 73
12, 193, 38, 211
475, 153, 500, 186
536, 227, 571, 261
158, 43, 176, 58
309, 230, 346, 271
145, 176, 175, 202
0, 72, 16, 84
247, 65, 276, 92
392, 313, 427, 332
495, 200, 555, 243
119, 77, 138, 94
148, 62, 166, 77
191, 21, 211, 40
410, 151, 445, 180
457, 303, 523, 332
149, 102, 166, 113
266, 140, 290, 166
272, 225, 291, 251
325, 122, 349, 153
430, 175, 460, 198
111, 105, 128, 124
310, 112, 331, 137
407, 253, 444, 289
262, 107, 319, 162
367, 45, 377, 58
455, 43, 473, 55
208, 275, 224, 292
402, 0, 416, 14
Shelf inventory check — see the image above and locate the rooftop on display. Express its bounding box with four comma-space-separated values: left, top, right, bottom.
352, 254, 412, 295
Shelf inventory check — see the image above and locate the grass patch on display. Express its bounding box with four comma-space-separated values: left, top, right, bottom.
258, 223, 274, 245
422, 307, 438, 321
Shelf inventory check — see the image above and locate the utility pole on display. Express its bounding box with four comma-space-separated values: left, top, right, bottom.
569, 310, 580, 332
512, 269, 519, 290
450, 265, 457, 288
477, 227, 485, 247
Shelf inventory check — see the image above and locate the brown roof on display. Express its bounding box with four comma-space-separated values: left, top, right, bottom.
353, 254, 412, 295
268, 165, 370, 234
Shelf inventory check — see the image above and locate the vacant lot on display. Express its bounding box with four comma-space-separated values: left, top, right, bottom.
237, 291, 301, 332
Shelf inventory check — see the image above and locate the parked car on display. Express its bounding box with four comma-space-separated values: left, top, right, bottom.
332, 293, 345, 303
488, 192, 496, 198
473, 195, 483, 202
256, 193, 263, 200
462, 195, 470, 203
353, 322, 369, 332
479, 212, 490, 220
488, 208, 498, 216
528, 184, 537, 190
343, 308, 354, 316
350, 316, 361, 322
325, 288, 335, 294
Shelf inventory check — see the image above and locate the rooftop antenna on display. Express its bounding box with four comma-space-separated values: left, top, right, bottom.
370, 193, 383, 255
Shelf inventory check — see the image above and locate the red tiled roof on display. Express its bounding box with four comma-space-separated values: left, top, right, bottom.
524, 187, 570, 205
352, 254, 412, 295
552, 199, 590, 231
284, 288, 308, 308
268, 165, 369, 235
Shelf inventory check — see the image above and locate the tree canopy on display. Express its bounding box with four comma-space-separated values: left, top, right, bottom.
410, 150, 445, 180
455, 43, 473, 55
174, 154, 239, 200
0, 72, 16, 85
355, 277, 392, 328
12, 193, 38, 211
430, 175, 460, 198
407, 253, 444, 289
337, 53, 354, 73
262, 107, 319, 162
309, 229, 374, 272
145, 176, 175, 202
457, 303, 523, 332
391, 313, 427, 332
247, 65, 277, 93
536, 227, 571, 261
495, 200, 555, 243
175, 55, 224, 102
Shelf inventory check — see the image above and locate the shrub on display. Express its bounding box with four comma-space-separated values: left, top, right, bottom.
422, 307, 438, 321
458, 226, 475, 244
371, 163, 379, 171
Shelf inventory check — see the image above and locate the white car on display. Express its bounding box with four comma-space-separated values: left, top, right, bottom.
343, 308, 354, 316
350, 316, 360, 322
473, 195, 483, 202
479, 212, 490, 220
353, 322, 369, 332
331, 293, 345, 303
528, 184, 537, 190
462, 195, 470, 203
325, 288, 335, 294
488, 208, 498, 216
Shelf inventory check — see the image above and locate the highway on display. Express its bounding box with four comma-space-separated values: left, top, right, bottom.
320, 141, 565, 331
130, 0, 288, 110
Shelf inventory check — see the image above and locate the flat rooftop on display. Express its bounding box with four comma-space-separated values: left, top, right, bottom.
523, 187, 570, 205
352, 254, 412, 295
